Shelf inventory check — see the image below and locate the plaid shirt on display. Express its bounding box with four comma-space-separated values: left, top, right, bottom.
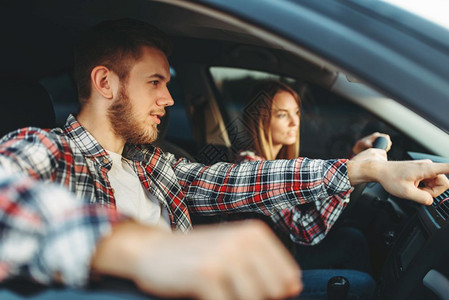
0, 168, 122, 287
0, 114, 351, 243
237, 150, 352, 244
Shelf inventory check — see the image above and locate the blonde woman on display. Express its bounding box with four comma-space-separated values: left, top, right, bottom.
236, 80, 391, 298
237, 80, 389, 161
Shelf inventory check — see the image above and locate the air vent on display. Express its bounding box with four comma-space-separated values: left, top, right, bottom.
432, 190, 449, 220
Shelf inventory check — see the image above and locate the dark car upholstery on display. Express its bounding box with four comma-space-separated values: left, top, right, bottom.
0, 80, 56, 138
152, 108, 196, 162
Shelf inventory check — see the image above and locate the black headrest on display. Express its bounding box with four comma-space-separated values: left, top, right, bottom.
0, 80, 56, 138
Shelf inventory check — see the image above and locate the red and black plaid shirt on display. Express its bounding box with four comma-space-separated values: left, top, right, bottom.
237, 150, 352, 244
0, 115, 352, 244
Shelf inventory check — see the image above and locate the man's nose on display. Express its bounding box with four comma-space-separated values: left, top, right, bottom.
157, 90, 175, 107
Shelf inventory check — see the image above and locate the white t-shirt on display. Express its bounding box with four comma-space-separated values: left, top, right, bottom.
107, 151, 171, 231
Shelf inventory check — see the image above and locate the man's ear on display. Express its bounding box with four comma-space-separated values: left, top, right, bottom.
90, 66, 118, 100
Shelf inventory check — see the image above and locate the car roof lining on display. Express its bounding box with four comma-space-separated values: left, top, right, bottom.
1, 0, 337, 87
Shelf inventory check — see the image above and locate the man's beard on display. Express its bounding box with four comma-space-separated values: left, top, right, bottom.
107, 84, 159, 145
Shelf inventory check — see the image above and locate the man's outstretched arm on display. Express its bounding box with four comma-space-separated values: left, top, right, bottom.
348, 151, 449, 205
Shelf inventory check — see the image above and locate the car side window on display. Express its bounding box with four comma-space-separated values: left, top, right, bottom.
209, 67, 425, 160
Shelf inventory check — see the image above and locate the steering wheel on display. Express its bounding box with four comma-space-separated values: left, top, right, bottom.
341, 136, 390, 215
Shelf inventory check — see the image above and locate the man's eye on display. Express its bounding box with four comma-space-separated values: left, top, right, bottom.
277, 113, 287, 118
150, 80, 159, 86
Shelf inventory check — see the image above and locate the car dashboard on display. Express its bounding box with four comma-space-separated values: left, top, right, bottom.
376, 152, 449, 300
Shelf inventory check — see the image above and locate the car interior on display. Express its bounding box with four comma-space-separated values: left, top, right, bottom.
1, 0, 449, 299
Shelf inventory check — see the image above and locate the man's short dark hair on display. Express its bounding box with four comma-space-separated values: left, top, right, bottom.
74, 18, 172, 104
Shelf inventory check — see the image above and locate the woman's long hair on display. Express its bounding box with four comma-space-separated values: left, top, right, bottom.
243, 80, 301, 160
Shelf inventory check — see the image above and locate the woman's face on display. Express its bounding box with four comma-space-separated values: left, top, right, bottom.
269, 91, 300, 148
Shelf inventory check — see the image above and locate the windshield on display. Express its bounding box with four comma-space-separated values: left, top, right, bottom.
381, 0, 449, 30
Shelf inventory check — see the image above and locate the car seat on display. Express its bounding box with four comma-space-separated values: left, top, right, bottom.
0, 79, 56, 138
152, 108, 196, 162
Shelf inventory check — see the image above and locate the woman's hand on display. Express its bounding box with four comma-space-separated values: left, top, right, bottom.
352, 132, 392, 155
